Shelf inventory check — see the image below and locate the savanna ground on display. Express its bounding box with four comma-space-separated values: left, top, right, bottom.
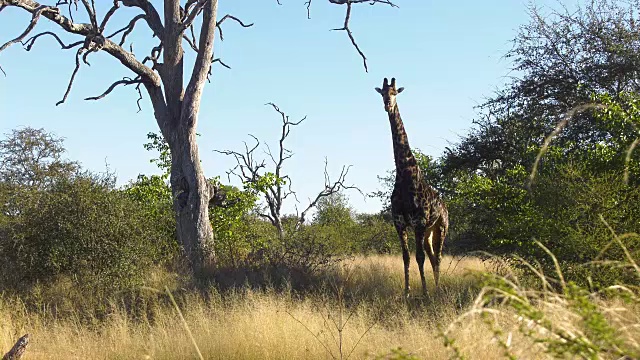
0, 255, 491, 359
3, 254, 638, 360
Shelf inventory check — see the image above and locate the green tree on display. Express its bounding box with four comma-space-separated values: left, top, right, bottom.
442, 0, 640, 181
313, 192, 354, 227
0, 127, 79, 189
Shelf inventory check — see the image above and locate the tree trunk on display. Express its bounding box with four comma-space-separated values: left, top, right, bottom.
274, 217, 285, 240
158, 0, 218, 274
168, 124, 216, 273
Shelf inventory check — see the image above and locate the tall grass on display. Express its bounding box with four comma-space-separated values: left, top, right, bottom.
1, 254, 638, 359
444, 239, 640, 360
0, 255, 489, 359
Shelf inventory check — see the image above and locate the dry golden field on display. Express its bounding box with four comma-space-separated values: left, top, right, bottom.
1, 255, 638, 359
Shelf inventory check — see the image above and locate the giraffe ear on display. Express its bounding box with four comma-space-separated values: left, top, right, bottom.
397, 87, 405, 93
375, 87, 383, 94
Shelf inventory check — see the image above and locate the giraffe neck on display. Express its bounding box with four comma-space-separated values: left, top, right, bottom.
388, 104, 418, 174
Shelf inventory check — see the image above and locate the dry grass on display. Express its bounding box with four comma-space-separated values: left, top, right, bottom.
1, 254, 637, 359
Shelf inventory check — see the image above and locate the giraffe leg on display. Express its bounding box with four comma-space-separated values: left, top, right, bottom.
427, 220, 444, 288
391, 187, 411, 298
394, 220, 411, 298
414, 225, 428, 296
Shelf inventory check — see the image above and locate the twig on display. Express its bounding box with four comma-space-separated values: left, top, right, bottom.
286, 310, 337, 359
99, 3, 120, 33
22, 31, 83, 51
331, 1, 368, 72
305, 0, 312, 19
85, 76, 143, 101
212, 58, 230, 69
216, 14, 254, 41
80, 0, 97, 28
105, 14, 145, 46
328, 0, 398, 72
0, 5, 48, 53
56, 47, 84, 106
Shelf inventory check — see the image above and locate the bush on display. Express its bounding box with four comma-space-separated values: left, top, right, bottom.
123, 173, 178, 257
0, 173, 178, 292
444, 161, 640, 288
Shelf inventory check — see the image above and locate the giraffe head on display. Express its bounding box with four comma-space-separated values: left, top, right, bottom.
375, 77, 404, 113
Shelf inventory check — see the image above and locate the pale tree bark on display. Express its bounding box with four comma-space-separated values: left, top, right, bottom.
0, 0, 397, 273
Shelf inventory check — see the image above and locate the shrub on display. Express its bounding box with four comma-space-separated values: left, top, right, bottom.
0, 173, 177, 292
444, 161, 640, 287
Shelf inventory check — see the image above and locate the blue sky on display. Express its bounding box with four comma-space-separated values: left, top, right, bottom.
0, 0, 573, 215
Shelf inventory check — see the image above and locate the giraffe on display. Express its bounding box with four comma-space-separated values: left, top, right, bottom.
375, 77, 449, 298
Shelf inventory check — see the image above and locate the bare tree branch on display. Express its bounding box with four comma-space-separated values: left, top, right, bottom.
56, 47, 83, 106
22, 31, 83, 50
181, 0, 207, 30
330, 1, 367, 72
99, 2, 120, 33
296, 158, 362, 227
182, 0, 198, 21
118, 0, 164, 40
328, 0, 397, 5
84, 76, 142, 101
106, 14, 145, 46
101, 38, 160, 85
216, 14, 254, 41
0, 5, 47, 54
183, 33, 198, 52
54, 0, 77, 22
142, 43, 162, 68
216, 102, 359, 236
79, 0, 97, 28
328, 0, 398, 72
212, 58, 230, 69
1, 0, 161, 88
7, 1, 93, 36
182, 0, 219, 123
305, 0, 312, 19
133, 82, 143, 112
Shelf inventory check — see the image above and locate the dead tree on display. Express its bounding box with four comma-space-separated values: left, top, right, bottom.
216, 103, 361, 239
2, 334, 29, 360
0, 0, 397, 273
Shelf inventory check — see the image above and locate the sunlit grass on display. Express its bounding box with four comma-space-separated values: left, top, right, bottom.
1, 254, 637, 359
